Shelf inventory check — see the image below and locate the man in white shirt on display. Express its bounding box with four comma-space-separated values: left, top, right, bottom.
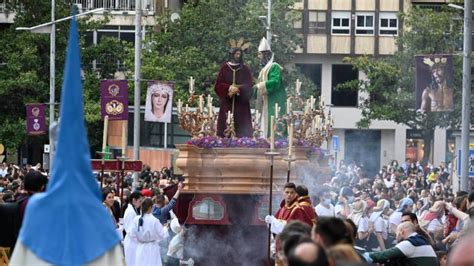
315, 190, 335, 217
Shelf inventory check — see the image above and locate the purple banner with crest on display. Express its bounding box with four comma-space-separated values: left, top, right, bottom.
26, 104, 46, 135
100, 80, 128, 120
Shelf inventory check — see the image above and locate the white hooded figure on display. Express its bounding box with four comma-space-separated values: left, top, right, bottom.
144, 82, 174, 123
167, 215, 184, 260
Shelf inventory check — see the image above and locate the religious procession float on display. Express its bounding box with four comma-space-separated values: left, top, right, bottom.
172, 38, 334, 264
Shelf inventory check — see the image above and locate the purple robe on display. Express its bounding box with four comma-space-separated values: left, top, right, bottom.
214, 62, 254, 137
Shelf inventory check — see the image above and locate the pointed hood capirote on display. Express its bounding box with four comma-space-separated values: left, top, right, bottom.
258, 37, 271, 52
17, 9, 120, 265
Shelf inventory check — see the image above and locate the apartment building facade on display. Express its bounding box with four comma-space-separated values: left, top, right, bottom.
0, 0, 458, 172
292, 0, 456, 175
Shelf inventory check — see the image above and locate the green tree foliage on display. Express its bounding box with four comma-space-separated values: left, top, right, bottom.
343, 7, 467, 163
128, 0, 317, 104
0, 2, 131, 153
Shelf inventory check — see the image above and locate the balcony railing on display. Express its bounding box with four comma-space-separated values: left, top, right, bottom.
72, 0, 155, 12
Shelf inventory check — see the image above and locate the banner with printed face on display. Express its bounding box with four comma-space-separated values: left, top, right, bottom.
415, 55, 454, 112
26, 104, 46, 135
144, 81, 174, 123
100, 80, 128, 120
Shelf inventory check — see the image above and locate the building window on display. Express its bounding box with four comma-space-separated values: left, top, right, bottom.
355, 13, 374, 35
308, 11, 326, 32
331, 65, 358, 107
296, 64, 322, 91
331, 12, 350, 35
380, 13, 398, 36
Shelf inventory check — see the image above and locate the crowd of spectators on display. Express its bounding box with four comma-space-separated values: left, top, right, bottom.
276, 158, 474, 265
2, 157, 474, 265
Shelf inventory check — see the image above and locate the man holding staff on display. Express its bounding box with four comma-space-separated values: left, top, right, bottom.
255, 37, 287, 137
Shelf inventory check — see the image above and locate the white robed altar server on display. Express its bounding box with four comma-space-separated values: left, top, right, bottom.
10, 7, 123, 266
123, 191, 144, 266
130, 198, 169, 266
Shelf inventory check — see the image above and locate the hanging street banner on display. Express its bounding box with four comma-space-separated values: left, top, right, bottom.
26, 103, 47, 135
100, 80, 128, 120
415, 54, 454, 113
144, 81, 174, 123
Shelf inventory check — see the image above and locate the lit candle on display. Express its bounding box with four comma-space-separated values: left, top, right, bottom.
270, 115, 275, 150
121, 120, 127, 157
288, 123, 293, 157
275, 103, 279, 119
295, 79, 301, 96
207, 96, 213, 117
177, 99, 182, 113
286, 98, 291, 114
102, 115, 109, 153
227, 110, 231, 124
287, 103, 292, 114
185, 104, 189, 112
199, 95, 204, 112
310, 96, 315, 110
320, 96, 325, 107
255, 110, 261, 123
189, 76, 195, 95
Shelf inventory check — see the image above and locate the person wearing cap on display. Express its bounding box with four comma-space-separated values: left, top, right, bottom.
389, 197, 414, 235
254, 37, 286, 137
141, 188, 154, 198
214, 38, 253, 137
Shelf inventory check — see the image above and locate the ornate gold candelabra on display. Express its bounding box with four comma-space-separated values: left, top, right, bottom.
177, 79, 217, 138
177, 77, 333, 147
276, 79, 333, 147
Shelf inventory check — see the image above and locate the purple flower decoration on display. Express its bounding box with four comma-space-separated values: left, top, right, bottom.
186, 136, 272, 149
187, 136, 328, 160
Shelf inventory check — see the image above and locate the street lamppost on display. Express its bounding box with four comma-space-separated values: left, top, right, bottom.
448, 3, 472, 191
259, 0, 272, 46
132, 0, 142, 188
16, 7, 104, 170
